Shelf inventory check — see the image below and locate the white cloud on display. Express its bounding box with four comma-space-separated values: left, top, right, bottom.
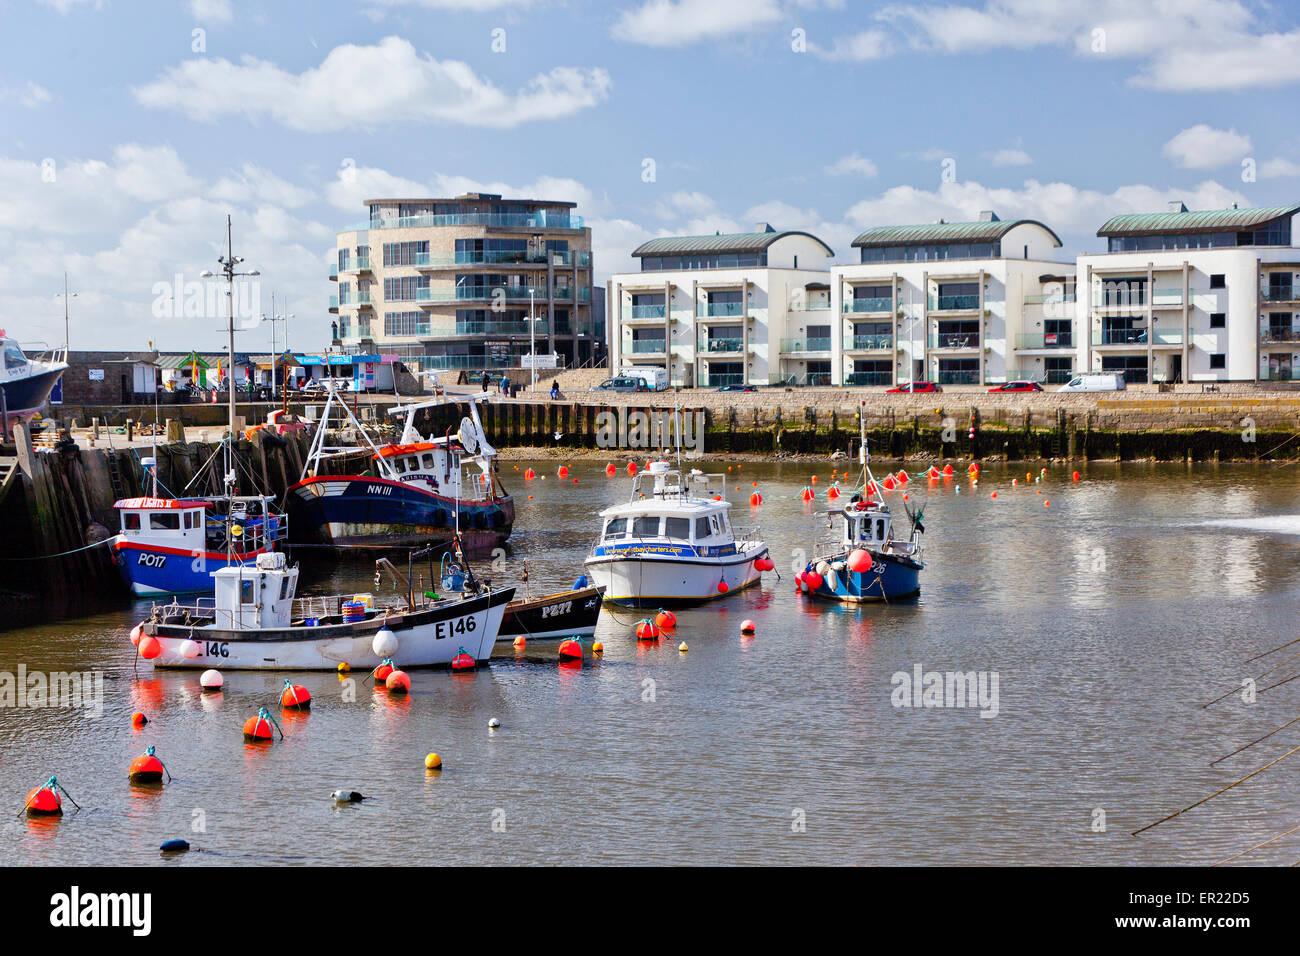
0, 82, 52, 108
1162, 124, 1252, 169
986, 147, 1032, 167
1259, 157, 1300, 178
35, 0, 103, 12
825, 153, 879, 177
189, 0, 233, 22
133, 36, 611, 131
810, 29, 893, 61
212, 164, 316, 208
613, 0, 783, 46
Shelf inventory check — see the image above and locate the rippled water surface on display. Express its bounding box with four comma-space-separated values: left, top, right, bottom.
3, 459, 1300, 865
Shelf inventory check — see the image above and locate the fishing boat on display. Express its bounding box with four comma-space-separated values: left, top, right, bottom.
110, 490, 286, 596
132, 550, 514, 670
583, 459, 772, 607
798, 409, 925, 603
288, 385, 514, 551
435, 551, 604, 641
0, 332, 67, 433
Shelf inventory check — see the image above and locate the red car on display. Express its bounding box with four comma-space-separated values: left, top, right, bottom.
987, 381, 1043, 393
886, 381, 942, 394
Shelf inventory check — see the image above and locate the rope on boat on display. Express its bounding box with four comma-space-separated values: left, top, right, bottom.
0, 537, 112, 561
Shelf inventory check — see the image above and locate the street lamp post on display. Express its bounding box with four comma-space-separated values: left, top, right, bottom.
529, 287, 536, 391
55, 272, 78, 358
200, 214, 260, 508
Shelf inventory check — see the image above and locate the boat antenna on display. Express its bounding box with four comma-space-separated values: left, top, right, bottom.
858, 400, 879, 500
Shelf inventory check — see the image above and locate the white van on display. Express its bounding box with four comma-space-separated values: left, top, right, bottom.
618, 366, 669, 391
1057, 372, 1127, 393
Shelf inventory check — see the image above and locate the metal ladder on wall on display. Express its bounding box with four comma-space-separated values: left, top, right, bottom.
106, 452, 125, 500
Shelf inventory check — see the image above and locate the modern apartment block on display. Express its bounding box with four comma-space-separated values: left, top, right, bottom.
329, 193, 596, 373
831, 213, 1076, 387
607, 225, 835, 386
1077, 203, 1300, 383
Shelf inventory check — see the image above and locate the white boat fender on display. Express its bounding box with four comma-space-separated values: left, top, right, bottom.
815, 561, 831, 577
831, 561, 847, 573
824, 569, 841, 593
372, 627, 398, 658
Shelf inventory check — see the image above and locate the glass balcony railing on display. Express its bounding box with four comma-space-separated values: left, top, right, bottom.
1263, 367, 1296, 381
416, 354, 521, 370
929, 331, 979, 349
697, 302, 746, 317
413, 249, 591, 268
329, 264, 338, 280
771, 373, 833, 387
340, 257, 371, 272
1014, 332, 1073, 349
844, 334, 893, 350
1262, 287, 1298, 302
936, 369, 980, 385
1091, 327, 1182, 346
624, 304, 666, 320
328, 295, 339, 311
1023, 292, 1077, 304
844, 371, 892, 386
1262, 327, 1300, 343
413, 286, 538, 303
928, 294, 980, 311
340, 291, 372, 307
780, 338, 832, 353
844, 296, 893, 313
630, 339, 667, 354
698, 338, 743, 353
790, 301, 831, 312
443, 321, 549, 337
351, 211, 584, 231
705, 373, 745, 387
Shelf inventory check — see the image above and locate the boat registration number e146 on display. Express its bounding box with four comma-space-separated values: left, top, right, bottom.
204, 641, 230, 657
434, 616, 477, 639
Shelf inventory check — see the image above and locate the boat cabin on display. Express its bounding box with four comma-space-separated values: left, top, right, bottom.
373, 441, 475, 499
115, 497, 211, 550
211, 552, 299, 630
598, 461, 739, 555
839, 502, 894, 549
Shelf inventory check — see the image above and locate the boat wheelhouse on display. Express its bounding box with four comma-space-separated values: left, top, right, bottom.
288, 385, 513, 551
584, 460, 770, 606
800, 497, 924, 603
0, 332, 67, 434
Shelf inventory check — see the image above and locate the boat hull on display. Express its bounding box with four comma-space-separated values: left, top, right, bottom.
287, 475, 513, 550
1, 365, 66, 427
803, 551, 922, 603
140, 587, 514, 670
584, 544, 768, 607
498, 585, 604, 641
111, 538, 268, 596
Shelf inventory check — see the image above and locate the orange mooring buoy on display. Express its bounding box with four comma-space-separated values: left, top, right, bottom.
24, 778, 64, 816
128, 746, 166, 783
280, 680, 311, 709
557, 639, 584, 660
451, 647, 476, 671
635, 619, 661, 641
385, 669, 411, 693
606, 462, 616, 477
655, 609, 677, 630
373, 658, 395, 684
558, 465, 569, 478
524, 468, 536, 480
243, 707, 277, 742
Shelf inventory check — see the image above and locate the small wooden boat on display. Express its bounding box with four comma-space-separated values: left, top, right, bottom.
435, 554, 603, 641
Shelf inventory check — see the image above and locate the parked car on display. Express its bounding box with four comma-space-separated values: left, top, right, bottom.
1057, 372, 1127, 393
589, 377, 646, 393
886, 381, 943, 394
987, 381, 1043, 393
716, 384, 757, 392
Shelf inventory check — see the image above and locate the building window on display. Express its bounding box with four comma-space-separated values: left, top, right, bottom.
1209, 274, 1226, 289
384, 276, 429, 301
384, 311, 428, 337
1209, 312, 1226, 328
382, 241, 429, 267
1209, 353, 1226, 369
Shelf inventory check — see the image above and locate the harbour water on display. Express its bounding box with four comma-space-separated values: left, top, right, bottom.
2, 459, 1299, 866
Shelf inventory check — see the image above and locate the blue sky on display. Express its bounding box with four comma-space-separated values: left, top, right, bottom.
3, 0, 1300, 351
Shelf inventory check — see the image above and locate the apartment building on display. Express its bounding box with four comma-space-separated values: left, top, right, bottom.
607, 225, 835, 387
329, 193, 595, 374
830, 213, 1076, 387
1077, 202, 1300, 383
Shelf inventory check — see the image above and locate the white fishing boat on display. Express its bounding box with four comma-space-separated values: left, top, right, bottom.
583, 460, 772, 606
132, 551, 514, 670
0, 332, 67, 433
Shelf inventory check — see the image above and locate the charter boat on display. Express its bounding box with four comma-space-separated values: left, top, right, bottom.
132, 550, 514, 671
288, 385, 514, 551
0, 332, 67, 433
583, 460, 772, 607
799, 412, 925, 603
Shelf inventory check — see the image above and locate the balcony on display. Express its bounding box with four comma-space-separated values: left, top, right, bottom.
1092, 327, 1182, 346
928, 294, 980, 312
772, 372, 833, 387
843, 296, 893, 314
629, 339, 667, 354
413, 249, 592, 269
698, 338, 744, 354
1262, 286, 1298, 303
622, 304, 667, 321
1263, 367, 1296, 381
928, 331, 979, 349
1092, 286, 1183, 309
844, 334, 893, 351
697, 302, 746, 317
790, 301, 831, 313
348, 211, 584, 231
413, 286, 536, 305
417, 354, 519, 370
328, 295, 339, 313
445, 320, 550, 337
1023, 292, 1077, 305
1014, 332, 1073, 349
1002, 368, 1074, 385
329, 264, 338, 281
780, 338, 832, 354
1261, 327, 1300, 344
339, 257, 372, 274
844, 371, 892, 386
936, 369, 980, 385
